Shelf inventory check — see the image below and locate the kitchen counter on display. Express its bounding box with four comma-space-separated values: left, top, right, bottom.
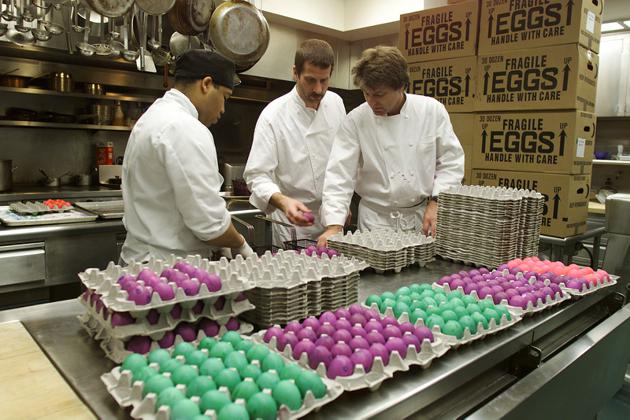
0, 260, 628, 419
0, 185, 122, 204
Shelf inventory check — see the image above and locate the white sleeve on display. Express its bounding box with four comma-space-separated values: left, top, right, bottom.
321, 116, 361, 226
158, 125, 231, 242
432, 104, 465, 195
244, 116, 281, 213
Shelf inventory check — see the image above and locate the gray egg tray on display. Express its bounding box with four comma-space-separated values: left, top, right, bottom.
101, 335, 345, 420
9, 200, 73, 215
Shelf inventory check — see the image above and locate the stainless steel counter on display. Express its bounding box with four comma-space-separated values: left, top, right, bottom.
0, 185, 122, 204
0, 260, 627, 419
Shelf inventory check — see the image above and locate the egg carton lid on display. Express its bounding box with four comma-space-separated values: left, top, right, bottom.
101, 335, 345, 420
442, 185, 537, 201
558, 275, 618, 297
251, 327, 451, 392
79, 295, 255, 340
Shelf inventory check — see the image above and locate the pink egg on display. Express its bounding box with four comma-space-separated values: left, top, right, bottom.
284, 321, 302, 334
277, 332, 299, 351
369, 343, 390, 365
146, 309, 160, 325
327, 355, 354, 379
351, 349, 374, 372
402, 332, 421, 351
302, 317, 321, 331
332, 329, 352, 344
263, 326, 284, 343
385, 337, 408, 358
293, 339, 316, 360
334, 308, 351, 319
319, 311, 337, 324
158, 331, 176, 348
365, 330, 386, 345
174, 261, 196, 277
477, 286, 493, 299
317, 322, 336, 337
383, 325, 402, 340
180, 279, 200, 296
296, 327, 317, 342
350, 313, 367, 327
315, 334, 335, 350
364, 319, 383, 333
331, 341, 353, 358
170, 304, 182, 320
309, 345, 333, 369
413, 326, 434, 343
350, 325, 367, 338
117, 274, 136, 289
154, 282, 175, 301
349, 336, 370, 351
226, 317, 240, 331
198, 273, 222, 292
348, 304, 364, 315
137, 268, 159, 284
380, 316, 398, 328
437, 276, 450, 285
200, 319, 220, 337
493, 292, 508, 304
126, 336, 152, 354
111, 311, 135, 326
508, 295, 527, 309
334, 318, 352, 331
176, 323, 197, 342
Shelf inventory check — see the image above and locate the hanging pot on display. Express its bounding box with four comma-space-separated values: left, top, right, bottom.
135, 0, 176, 16
168, 0, 215, 36
85, 0, 135, 19
208, 0, 269, 72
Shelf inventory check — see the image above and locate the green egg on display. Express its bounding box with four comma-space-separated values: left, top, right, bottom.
246, 344, 271, 363
426, 304, 440, 315
198, 337, 218, 352
365, 294, 381, 307
494, 304, 511, 321
447, 290, 464, 299
295, 370, 327, 398
173, 342, 196, 358
395, 286, 411, 296
397, 295, 412, 306
438, 301, 454, 311
477, 298, 494, 311
448, 297, 465, 308
221, 331, 243, 347
171, 399, 201, 420
440, 310, 458, 322
236, 339, 255, 353
470, 312, 489, 330
240, 364, 262, 380
453, 306, 468, 318
200, 357, 225, 377
186, 350, 209, 367
410, 308, 428, 324
215, 368, 241, 392
466, 303, 482, 314
200, 390, 232, 413
262, 352, 285, 372
409, 283, 423, 293
426, 314, 445, 330
210, 342, 235, 360
218, 403, 250, 420
421, 296, 437, 307
413, 300, 428, 311
233, 378, 261, 401
142, 374, 174, 397
434, 293, 447, 304
224, 351, 249, 373
186, 376, 217, 397
256, 371, 280, 391
247, 392, 278, 420
122, 353, 147, 374
462, 295, 477, 305
393, 301, 410, 318
148, 349, 171, 365
279, 363, 304, 381
409, 291, 422, 302
133, 366, 158, 383
458, 315, 478, 335
420, 290, 435, 299
442, 320, 464, 339
191, 416, 211, 420
379, 298, 397, 313
156, 387, 185, 409
483, 308, 501, 324
172, 364, 199, 386
418, 283, 432, 291
272, 380, 303, 410
381, 291, 396, 301
159, 358, 183, 374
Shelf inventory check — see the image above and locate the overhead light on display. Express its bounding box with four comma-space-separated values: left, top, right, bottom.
602, 22, 625, 32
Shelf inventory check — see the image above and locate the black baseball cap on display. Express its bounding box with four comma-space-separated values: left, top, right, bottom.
175, 49, 241, 89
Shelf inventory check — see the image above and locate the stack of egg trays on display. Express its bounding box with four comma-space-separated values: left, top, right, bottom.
251, 327, 450, 392
319, 272, 360, 312
9, 200, 73, 215
520, 192, 544, 258
101, 334, 345, 420
436, 186, 539, 268
327, 229, 436, 274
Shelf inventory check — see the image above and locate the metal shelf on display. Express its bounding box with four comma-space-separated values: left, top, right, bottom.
592, 159, 630, 166
0, 120, 132, 131
0, 86, 157, 103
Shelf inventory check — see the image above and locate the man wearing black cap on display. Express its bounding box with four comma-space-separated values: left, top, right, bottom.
120, 49, 254, 264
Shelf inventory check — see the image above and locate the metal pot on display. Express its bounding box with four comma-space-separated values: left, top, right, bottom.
0, 75, 29, 88
0, 160, 17, 192
90, 103, 113, 125
85, 83, 105, 95
50, 72, 73, 92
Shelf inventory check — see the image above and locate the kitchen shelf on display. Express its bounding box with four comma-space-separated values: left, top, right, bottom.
592, 159, 630, 166
0, 120, 132, 131
0, 86, 157, 103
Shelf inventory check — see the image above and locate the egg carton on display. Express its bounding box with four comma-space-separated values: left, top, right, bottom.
251, 330, 450, 392
79, 292, 255, 340
80, 313, 253, 364
78, 255, 255, 315
364, 303, 522, 349
558, 275, 619, 297
101, 336, 345, 420
432, 282, 572, 317
9, 200, 73, 215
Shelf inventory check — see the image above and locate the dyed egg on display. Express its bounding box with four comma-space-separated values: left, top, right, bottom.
147, 349, 171, 365
277, 332, 299, 351
326, 355, 354, 379
256, 371, 281, 390
171, 364, 198, 386
171, 399, 201, 420
215, 368, 241, 392
209, 342, 234, 359
186, 350, 208, 367
233, 377, 261, 401
365, 295, 381, 307
317, 322, 336, 337
126, 336, 152, 354
241, 363, 262, 380
332, 329, 352, 343
142, 374, 173, 397
156, 387, 185, 409
263, 326, 284, 343
122, 353, 148, 374
262, 352, 286, 372
470, 312, 489, 330
175, 323, 197, 342
385, 337, 408, 358
272, 380, 303, 410
247, 392, 278, 420
159, 358, 182, 374
200, 390, 232, 413
200, 358, 225, 377
198, 337, 218, 352
351, 348, 374, 372
349, 336, 370, 351
292, 340, 315, 361
331, 341, 353, 358
225, 317, 240, 331
236, 339, 255, 353
199, 319, 220, 338
315, 334, 335, 350
224, 351, 249, 372
133, 366, 158, 383
186, 376, 217, 397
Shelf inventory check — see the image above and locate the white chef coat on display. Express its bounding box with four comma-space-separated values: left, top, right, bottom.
120, 89, 231, 263
321, 94, 464, 232
244, 87, 346, 247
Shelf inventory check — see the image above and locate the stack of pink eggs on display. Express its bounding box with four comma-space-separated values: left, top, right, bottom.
261, 304, 434, 379
304, 245, 339, 258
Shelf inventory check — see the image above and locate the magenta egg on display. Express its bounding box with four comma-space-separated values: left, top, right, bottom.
464, 283, 479, 294
137, 268, 159, 284
437, 275, 451, 285
497, 264, 509, 272
331, 342, 353, 358
364, 319, 383, 333
315, 335, 335, 350
479, 267, 490, 275
126, 336, 152, 354
200, 319, 220, 337
348, 304, 364, 315
170, 270, 190, 286
192, 301, 204, 315
450, 279, 465, 290
399, 322, 415, 335
477, 286, 493, 299
327, 249, 339, 258
302, 317, 321, 331
225, 317, 240, 331
296, 327, 317, 342
385, 337, 408, 358
158, 331, 176, 348
176, 323, 197, 342
293, 339, 316, 360
486, 279, 499, 287
451, 273, 461, 280
402, 332, 421, 351
334, 318, 352, 331
380, 316, 398, 328
180, 279, 200, 296
351, 349, 374, 372
350, 325, 367, 338
349, 336, 370, 351
199, 273, 222, 292
472, 274, 484, 283
317, 322, 336, 337
332, 329, 352, 343
327, 355, 354, 379
146, 309, 160, 325
309, 345, 333, 369
263, 326, 284, 343
508, 295, 527, 309
170, 304, 182, 320
413, 326, 434, 343
515, 286, 530, 295
363, 308, 381, 320
334, 308, 351, 319
111, 311, 135, 326
492, 292, 508, 304
154, 282, 175, 301
174, 261, 196, 276
469, 269, 481, 277
160, 268, 176, 279
284, 321, 302, 334
319, 311, 337, 324
130, 285, 152, 305
491, 285, 504, 295
214, 296, 226, 311
369, 343, 390, 365
383, 325, 402, 340
117, 274, 136, 289
277, 332, 299, 351
365, 330, 386, 345
549, 284, 561, 294
350, 313, 367, 327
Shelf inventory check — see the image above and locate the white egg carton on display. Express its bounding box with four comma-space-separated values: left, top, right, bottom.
78, 254, 255, 314
251, 330, 450, 392
364, 303, 522, 349
101, 336, 345, 420
9, 200, 73, 215
557, 275, 618, 297
80, 313, 253, 364
79, 292, 254, 339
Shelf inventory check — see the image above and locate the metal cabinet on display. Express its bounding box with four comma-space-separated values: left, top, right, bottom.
0, 242, 46, 287
596, 32, 630, 116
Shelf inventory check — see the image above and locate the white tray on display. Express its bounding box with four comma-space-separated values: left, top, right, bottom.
0, 206, 97, 226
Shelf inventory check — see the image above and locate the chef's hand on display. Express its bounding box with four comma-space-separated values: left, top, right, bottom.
422, 200, 438, 237
232, 238, 255, 258
271, 193, 313, 226
317, 225, 343, 247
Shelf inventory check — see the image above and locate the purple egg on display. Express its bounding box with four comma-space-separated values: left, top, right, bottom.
399, 322, 415, 335
451, 273, 462, 280
532, 281, 545, 290
235, 292, 247, 302
334, 308, 351, 319
176, 323, 197, 342
117, 274, 136, 290
331, 341, 353, 358
192, 301, 204, 315
130, 285, 152, 305
297, 327, 317, 342
198, 273, 222, 292
315, 334, 335, 350
497, 264, 509, 271
365, 330, 386, 345
477, 286, 493, 299
437, 275, 450, 285
200, 319, 220, 337
350, 325, 367, 338
515, 286, 530, 295
450, 279, 465, 290
363, 308, 381, 320
464, 283, 479, 294
460, 277, 473, 285
180, 279, 200, 296
364, 319, 383, 333
284, 321, 302, 334
309, 345, 333, 369
317, 322, 336, 337
170, 304, 182, 320
534, 290, 547, 304
263, 326, 284, 343
126, 336, 152, 354
334, 318, 352, 331
469, 269, 481, 276
332, 329, 352, 344
351, 349, 374, 372
549, 284, 561, 294
302, 317, 321, 331
505, 274, 517, 281
380, 316, 398, 328
319, 311, 337, 325
349, 336, 370, 351
493, 292, 508, 304
402, 332, 421, 351
327, 249, 339, 258
111, 311, 135, 326
316, 246, 327, 256
158, 331, 176, 348
413, 326, 434, 343
174, 261, 196, 277
214, 296, 226, 311
508, 295, 527, 309
385, 337, 408, 358
505, 288, 519, 299
383, 325, 402, 340
293, 339, 316, 360
277, 332, 299, 351
491, 285, 504, 295
170, 270, 190, 286
479, 267, 490, 275
160, 268, 176, 279
154, 282, 175, 301
477, 280, 488, 288
486, 279, 499, 287
226, 317, 240, 331
522, 293, 536, 307
458, 270, 469, 277
369, 343, 389, 365
509, 267, 522, 275
566, 279, 585, 290
524, 271, 538, 281
327, 355, 354, 379
136, 268, 159, 284
472, 275, 484, 283
350, 313, 367, 327
348, 304, 364, 315
146, 309, 160, 325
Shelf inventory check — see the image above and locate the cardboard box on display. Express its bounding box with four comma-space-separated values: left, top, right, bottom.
409, 57, 477, 112
478, 0, 603, 54
471, 169, 590, 237
450, 113, 475, 183
472, 111, 596, 174
400, 1, 479, 63
475, 44, 598, 112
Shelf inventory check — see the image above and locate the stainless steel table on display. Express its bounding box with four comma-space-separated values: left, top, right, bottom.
0, 260, 628, 419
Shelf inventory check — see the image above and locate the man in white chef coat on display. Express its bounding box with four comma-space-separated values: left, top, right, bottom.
318, 46, 464, 245
120, 50, 254, 264
244, 39, 347, 248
